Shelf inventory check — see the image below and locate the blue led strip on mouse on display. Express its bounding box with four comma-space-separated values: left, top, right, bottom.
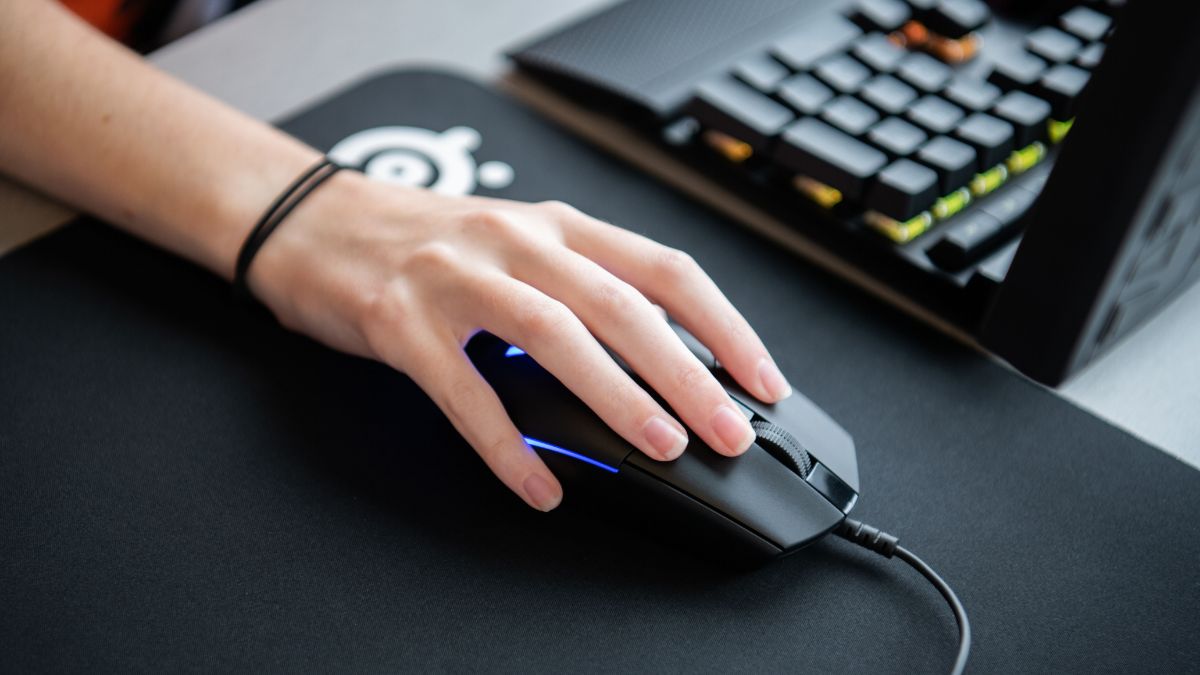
524, 437, 619, 473
505, 346, 526, 357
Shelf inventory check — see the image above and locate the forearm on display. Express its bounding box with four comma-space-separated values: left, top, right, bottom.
0, 0, 320, 280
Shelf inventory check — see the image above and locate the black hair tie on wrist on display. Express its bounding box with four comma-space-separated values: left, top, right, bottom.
233, 157, 345, 300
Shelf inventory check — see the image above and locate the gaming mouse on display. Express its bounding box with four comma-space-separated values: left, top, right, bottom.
466, 324, 859, 562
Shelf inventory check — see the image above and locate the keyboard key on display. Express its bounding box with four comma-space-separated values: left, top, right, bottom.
944, 77, 1001, 111
916, 135, 976, 192
991, 90, 1051, 146
925, 0, 990, 39
772, 15, 863, 70
978, 181, 1040, 224
1075, 42, 1105, 69
906, 95, 964, 134
852, 0, 911, 32
867, 116, 928, 157
954, 112, 1014, 169
821, 95, 881, 135
815, 54, 872, 93
926, 209, 1005, 269
733, 53, 790, 93
988, 51, 1047, 91
859, 74, 918, 114
776, 118, 888, 200
776, 73, 834, 114
897, 52, 952, 92
1036, 63, 1091, 119
1025, 26, 1082, 63
1059, 6, 1111, 42
853, 33, 907, 73
686, 76, 795, 150
867, 158, 940, 220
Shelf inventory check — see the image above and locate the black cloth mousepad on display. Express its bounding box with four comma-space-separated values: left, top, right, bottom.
2, 70, 1198, 672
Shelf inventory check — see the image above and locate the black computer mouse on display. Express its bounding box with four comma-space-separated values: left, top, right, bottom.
466, 324, 859, 563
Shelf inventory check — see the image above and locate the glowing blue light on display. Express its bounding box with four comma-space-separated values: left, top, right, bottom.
524, 436, 618, 473
505, 345, 526, 357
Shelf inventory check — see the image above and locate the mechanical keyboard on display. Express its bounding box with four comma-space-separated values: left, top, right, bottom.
677, 0, 1115, 270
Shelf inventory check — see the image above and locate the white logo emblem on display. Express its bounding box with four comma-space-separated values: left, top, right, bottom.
327, 125, 514, 195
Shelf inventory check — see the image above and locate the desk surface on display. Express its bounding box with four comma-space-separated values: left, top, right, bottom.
1, 0, 1197, 466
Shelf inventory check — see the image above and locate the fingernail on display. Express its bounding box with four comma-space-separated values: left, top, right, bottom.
757, 358, 793, 401
523, 474, 561, 512
712, 404, 755, 455
643, 415, 688, 460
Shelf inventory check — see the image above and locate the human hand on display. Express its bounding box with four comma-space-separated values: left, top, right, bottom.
249, 171, 793, 511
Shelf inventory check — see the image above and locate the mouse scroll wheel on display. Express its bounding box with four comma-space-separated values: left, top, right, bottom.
750, 419, 813, 479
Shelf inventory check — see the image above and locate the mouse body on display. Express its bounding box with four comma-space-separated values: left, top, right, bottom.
466, 326, 859, 563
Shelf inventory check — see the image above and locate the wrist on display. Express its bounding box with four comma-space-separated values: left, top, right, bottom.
242, 167, 385, 356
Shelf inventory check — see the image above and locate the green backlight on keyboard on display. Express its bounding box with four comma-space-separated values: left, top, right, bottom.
865, 210, 934, 244
1048, 118, 1075, 144
932, 187, 972, 221
970, 165, 1009, 198
1007, 142, 1046, 175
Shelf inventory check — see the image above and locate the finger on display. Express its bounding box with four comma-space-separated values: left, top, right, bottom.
384, 325, 563, 512
563, 215, 791, 404
470, 274, 692, 462
513, 247, 757, 457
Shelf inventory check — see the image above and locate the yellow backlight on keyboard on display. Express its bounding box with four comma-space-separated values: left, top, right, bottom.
794, 175, 843, 208
865, 210, 934, 243
1048, 118, 1075, 144
1006, 141, 1046, 175
970, 165, 1009, 197
932, 187, 973, 220
702, 129, 753, 163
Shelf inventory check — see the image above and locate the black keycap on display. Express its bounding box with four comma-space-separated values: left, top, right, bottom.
859, 74, 918, 114
1036, 63, 1091, 119
906, 95, 964, 134
1075, 42, 1105, 69
867, 116, 929, 157
991, 90, 1051, 146
733, 53, 790, 93
926, 210, 1005, 269
686, 76, 795, 150
815, 54, 872, 93
988, 51, 1047, 92
944, 77, 1001, 111
916, 135, 977, 192
853, 0, 911, 32
1025, 26, 1082, 63
776, 73, 834, 114
867, 158, 940, 219
954, 112, 1014, 169
978, 180, 1040, 224
772, 15, 863, 70
821, 95, 881, 136
897, 52, 952, 93
853, 33, 907, 73
925, 0, 990, 39
1060, 6, 1111, 42
776, 118, 888, 200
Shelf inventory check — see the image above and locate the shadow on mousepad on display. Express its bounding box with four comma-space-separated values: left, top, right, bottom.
1, 70, 1197, 673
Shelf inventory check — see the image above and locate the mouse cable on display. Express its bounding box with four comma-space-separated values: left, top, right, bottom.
834, 518, 970, 675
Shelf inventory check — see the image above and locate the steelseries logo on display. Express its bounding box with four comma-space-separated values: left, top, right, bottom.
327, 126, 515, 196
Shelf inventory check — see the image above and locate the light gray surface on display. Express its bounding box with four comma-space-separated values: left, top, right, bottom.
1, 0, 1196, 466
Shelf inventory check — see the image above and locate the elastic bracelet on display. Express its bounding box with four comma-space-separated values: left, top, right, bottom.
233, 157, 345, 299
